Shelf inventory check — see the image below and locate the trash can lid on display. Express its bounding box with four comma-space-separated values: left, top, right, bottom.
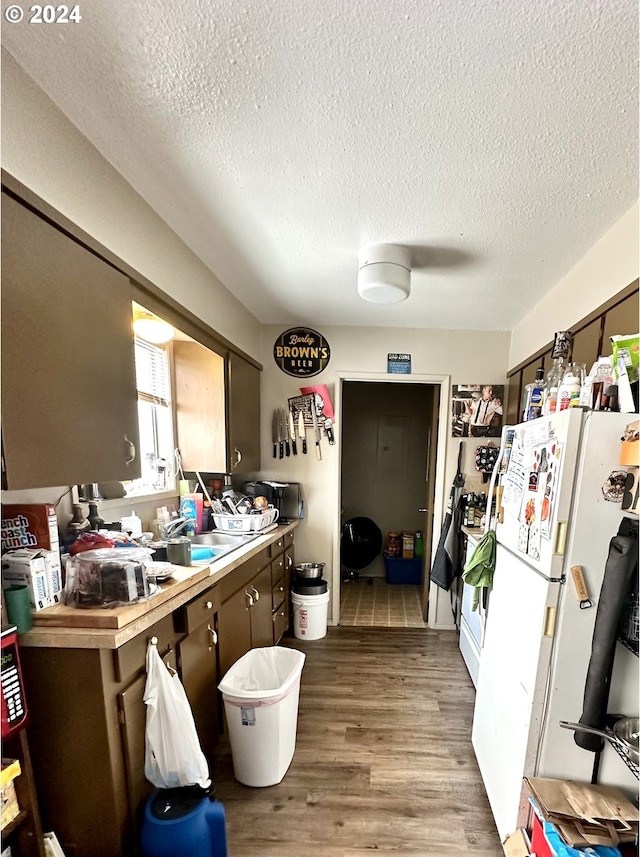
292, 578, 328, 595
149, 785, 211, 820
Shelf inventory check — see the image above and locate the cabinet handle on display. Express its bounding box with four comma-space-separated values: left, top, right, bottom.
205, 601, 213, 610
287, 556, 293, 568
123, 435, 136, 465
278, 585, 285, 593
207, 625, 218, 645
245, 591, 254, 608
251, 586, 260, 602
233, 447, 243, 470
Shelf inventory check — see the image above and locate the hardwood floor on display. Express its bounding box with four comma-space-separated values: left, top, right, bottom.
211, 626, 502, 856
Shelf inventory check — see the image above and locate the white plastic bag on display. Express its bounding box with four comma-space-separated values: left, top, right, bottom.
143, 639, 210, 789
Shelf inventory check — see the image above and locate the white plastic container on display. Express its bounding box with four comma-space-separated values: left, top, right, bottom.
212, 507, 279, 533
218, 646, 305, 787
291, 590, 330, 641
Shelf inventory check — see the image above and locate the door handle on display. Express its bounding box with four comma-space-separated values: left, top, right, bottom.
123, 435, 136, 465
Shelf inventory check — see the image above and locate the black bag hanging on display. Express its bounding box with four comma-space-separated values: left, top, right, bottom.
430, 443, 466, 593
574, 517, 639, 753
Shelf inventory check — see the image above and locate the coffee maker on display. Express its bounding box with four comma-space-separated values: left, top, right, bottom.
244, 481, 303, 524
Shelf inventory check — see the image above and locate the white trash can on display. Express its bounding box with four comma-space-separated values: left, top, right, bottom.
218, 646, 306, 787
291, 590, 330, 641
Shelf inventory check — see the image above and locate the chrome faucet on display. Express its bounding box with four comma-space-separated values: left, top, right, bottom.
161, 517, 196, 539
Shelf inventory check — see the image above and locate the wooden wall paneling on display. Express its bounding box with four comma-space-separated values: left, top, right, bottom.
571, 318, 603, 370
602, 290, 640, 356
505, 372, 522, 425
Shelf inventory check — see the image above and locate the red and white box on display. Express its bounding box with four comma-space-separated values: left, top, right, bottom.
1, 503, 60, 553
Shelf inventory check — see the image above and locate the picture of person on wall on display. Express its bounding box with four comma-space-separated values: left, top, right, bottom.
466, 385, 503, 437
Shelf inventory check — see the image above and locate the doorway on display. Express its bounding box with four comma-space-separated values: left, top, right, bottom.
332, 373, 448, 628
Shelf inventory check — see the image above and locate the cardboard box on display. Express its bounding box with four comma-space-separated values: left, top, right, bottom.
1, 758, 21, 830
1, 503, 60, 553
2, 550, 51, 610
502, 828, 531, 857
402, 531, 414, 559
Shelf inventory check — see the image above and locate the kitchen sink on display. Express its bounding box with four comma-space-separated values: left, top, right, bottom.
189, 531, 258, 548
187, 530, 259, 562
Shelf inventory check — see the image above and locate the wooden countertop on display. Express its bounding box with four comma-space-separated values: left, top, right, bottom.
19, 521, 298, 650
461, 526, 485, 540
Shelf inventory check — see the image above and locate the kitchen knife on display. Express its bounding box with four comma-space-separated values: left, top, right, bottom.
282, 408, 291, 457
325, 417, 335, 445
298, 410, 307, 454
310, 398, 322, 460
272, 410, 279, 458
289, 409, 298, 455
276, 409, 284, 459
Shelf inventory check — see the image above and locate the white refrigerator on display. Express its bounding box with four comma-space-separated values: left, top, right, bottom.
471, 408, 639, 841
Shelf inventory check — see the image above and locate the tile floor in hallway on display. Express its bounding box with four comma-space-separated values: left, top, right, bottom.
339, 575, 427, 628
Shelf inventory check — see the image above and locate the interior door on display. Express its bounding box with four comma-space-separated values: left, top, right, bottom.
421, 388, 440, 613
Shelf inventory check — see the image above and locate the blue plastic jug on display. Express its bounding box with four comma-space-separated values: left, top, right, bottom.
140, 786, 227, 857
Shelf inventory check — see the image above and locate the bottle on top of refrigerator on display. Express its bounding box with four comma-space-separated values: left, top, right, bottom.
523, 368, 545, 421
558, 362, 585, 411
542, 331, 572, 415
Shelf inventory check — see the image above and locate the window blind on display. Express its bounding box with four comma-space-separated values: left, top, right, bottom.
134, 338, 170, 403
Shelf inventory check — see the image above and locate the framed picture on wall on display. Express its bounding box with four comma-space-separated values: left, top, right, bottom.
451, 384, 504, 438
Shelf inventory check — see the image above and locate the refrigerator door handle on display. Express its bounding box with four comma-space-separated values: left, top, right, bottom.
554, 521, 568, 555
543, 605, 557, 637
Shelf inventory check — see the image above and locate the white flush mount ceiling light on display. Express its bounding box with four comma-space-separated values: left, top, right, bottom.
357, 243, 412, 303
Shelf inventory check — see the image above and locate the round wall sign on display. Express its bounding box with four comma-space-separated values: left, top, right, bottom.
273, 328, 331, 377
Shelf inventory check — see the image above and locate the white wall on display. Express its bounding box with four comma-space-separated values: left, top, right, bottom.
260, 326, 510, 628
509, 202, 639, 369
1, 50, 262, 362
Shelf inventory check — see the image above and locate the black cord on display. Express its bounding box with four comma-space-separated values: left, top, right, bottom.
54, 486, 74, 508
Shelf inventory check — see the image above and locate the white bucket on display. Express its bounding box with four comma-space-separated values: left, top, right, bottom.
291, 590, 330, 641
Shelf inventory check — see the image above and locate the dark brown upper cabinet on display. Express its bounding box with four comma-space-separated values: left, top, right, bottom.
1, 193, 141, 490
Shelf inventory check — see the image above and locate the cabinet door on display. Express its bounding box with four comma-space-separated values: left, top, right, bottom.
218, 587, 253, 678
227, 352, 261, 473
118, 648, 178, 840
249, 565, 275, 648
174, 340, 226, 472
178, 617, 220, 764
1, 192, 140, 489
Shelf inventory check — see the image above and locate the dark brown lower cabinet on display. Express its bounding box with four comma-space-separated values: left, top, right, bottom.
217, 563, 273, 677
17, 530, 295, 857
217, 531, 295, 678
175, 585, 221, 765
20, 614, 181, 857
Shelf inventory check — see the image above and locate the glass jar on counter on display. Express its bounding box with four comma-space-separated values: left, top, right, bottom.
385, 531, 402, 557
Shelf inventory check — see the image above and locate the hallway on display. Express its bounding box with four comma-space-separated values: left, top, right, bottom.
212, 626, 502, 856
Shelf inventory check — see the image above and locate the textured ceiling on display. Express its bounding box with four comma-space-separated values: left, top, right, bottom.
2, 0, 638, 330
